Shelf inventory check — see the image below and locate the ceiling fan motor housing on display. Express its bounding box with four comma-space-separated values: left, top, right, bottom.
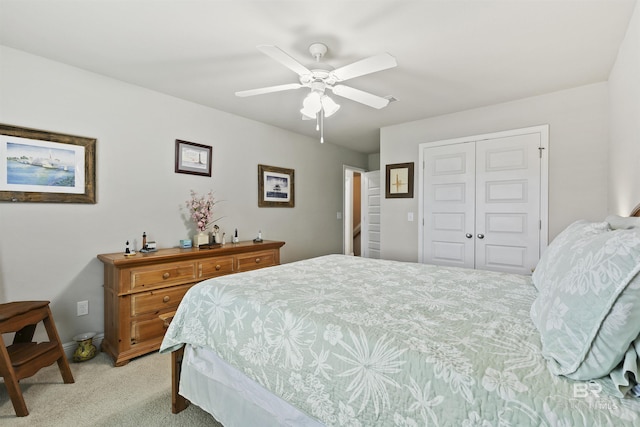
300, 69, 335, 86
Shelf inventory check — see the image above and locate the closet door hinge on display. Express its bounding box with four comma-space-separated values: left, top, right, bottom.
538, 146, 545, 158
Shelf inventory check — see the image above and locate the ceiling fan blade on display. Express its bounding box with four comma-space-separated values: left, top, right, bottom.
235, 83, 303, 97
257, 45, 311, 76
331, 53, 397, 82
331, 85, 390, 109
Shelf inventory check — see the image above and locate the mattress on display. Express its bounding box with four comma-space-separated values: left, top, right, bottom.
161, 254, 640, 426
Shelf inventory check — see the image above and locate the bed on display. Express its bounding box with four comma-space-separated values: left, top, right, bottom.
160, 213, 640, 426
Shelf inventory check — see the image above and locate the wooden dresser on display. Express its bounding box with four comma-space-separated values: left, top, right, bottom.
97, 240, 285, 366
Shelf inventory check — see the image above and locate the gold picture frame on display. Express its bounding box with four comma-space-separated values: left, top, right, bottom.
385, 162, 414, 199
0, 124, 96, 203
258, 164, 295, 207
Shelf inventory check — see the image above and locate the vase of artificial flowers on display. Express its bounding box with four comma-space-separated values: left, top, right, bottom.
186, 190, 217, 247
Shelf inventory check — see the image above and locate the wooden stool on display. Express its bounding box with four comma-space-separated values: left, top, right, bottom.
0, 301, 74, 417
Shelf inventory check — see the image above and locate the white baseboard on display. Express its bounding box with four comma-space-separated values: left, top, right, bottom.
63, 333, 105, 360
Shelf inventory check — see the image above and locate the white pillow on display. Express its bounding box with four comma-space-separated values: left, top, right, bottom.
532, 220, 610, 291
605, 215, 640, 230
530, 226, 640, 393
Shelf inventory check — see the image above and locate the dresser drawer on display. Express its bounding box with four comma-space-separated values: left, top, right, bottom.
130, 316, 167, 345
236, 250, 276, 272
198, 256, 235, 279
130, 284, 192, 317
128, 261, 197, 291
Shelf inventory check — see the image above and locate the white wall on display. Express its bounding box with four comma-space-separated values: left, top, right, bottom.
367, 153, 380, 171
609, 1, 640, 215
380, 83, 609, 262
0, 46, 367, 343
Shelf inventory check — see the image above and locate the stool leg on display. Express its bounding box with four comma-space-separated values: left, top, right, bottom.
42, 307, 74, 384
0, 342, 29, 416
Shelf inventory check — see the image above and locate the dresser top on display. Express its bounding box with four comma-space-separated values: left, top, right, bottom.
97, 240, 285, 267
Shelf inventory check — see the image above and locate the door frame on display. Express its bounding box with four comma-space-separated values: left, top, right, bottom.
343, 165, 366, 255
418, 125, 549, 264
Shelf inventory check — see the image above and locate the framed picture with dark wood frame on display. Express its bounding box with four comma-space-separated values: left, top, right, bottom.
258, 164, 295, 207
175, 139, 212, 177
0, 123, 96, 203
385, 162, 414, 199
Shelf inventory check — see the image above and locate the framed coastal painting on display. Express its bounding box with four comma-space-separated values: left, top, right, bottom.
0, 124, 96, 203
175, 139, 212, 177
385, 162, 414, 199
258, 164, 294, 207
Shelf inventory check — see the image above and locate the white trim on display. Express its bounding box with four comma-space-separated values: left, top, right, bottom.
418, 124, 549, 264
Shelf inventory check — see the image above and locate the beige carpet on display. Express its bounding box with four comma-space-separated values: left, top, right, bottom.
0, 351, 221, 426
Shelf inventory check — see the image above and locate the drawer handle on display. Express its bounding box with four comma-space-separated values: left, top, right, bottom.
163, 296, 170, 303
255, 258, 261, 263
215, 264, 221, 271
162, 272, 170, 280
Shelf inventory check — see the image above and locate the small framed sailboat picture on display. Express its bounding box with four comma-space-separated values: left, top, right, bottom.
175, 139, 212, 177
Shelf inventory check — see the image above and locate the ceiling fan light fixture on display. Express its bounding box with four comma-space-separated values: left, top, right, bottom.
300, 108, 317, 120
321, 95, 340, 117
300, 91, 322, 119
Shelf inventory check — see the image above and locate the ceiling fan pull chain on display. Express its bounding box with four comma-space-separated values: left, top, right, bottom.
320, 110, 325, 143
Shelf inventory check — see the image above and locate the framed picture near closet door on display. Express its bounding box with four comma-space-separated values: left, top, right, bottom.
385, 162, 414, 198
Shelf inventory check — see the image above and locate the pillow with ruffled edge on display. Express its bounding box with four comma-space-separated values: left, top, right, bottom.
530, 227, 640, 393
607, 335, 640, 397
532, 220, 610, 291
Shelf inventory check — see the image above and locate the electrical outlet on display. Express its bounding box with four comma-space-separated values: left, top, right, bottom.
77, 300, 89, 316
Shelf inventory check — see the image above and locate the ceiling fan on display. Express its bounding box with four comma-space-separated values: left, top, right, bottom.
235, 43, 397, 142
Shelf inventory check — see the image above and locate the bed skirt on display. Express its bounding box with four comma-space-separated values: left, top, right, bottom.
180, 344, 325, 427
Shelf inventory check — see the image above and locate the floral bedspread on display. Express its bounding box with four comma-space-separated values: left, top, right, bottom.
160, 255, 640, 426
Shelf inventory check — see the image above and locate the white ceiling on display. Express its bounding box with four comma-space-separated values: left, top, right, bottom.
0, 0, 636, 153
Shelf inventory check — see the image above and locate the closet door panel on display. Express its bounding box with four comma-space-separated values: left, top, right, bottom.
423, 143, 475, 268
475, 133, 541, 274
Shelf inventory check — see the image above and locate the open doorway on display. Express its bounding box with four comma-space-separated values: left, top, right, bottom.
343, 166, 365, 256
344, 166, 381, 258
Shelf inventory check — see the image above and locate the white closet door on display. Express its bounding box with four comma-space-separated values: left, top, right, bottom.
475, 133, 541, 274
423, 143, 476, 268
361, 170, 381, 259
421, 130, 543, 274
